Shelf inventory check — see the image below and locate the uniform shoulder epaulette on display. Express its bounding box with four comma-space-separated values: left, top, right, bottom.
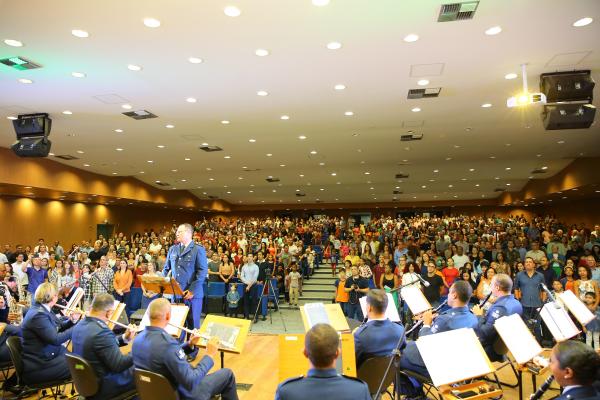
342, 374, 367, 384
93, 319, 108, 329
279, 375, 304, 386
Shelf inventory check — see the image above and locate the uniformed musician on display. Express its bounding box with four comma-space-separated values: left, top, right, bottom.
275, 323, 371, 400
163, 223, 208, 329
71, 293, 137, 399
398, 281, 479, 398
472, 273, 523, 361
354, 288, 405, 369
548, 340, 600, 400
21, 282, 81, 385
132, 298, 238, 400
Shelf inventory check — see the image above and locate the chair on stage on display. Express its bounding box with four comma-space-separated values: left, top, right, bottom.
397, 369, 442, 400
66, 353, 137, 400
134, 369, 177, 400
0, 359, 14, 397
489, 337, 520, 388
357, 355, 396, 399
206, 282, 226, 314
6, 336, 72, 399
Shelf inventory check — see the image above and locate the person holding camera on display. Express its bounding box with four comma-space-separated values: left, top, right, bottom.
344, 265, 369, 321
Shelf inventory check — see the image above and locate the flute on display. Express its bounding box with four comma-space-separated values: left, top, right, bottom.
55, 303, 85, 314
529, 375, 554, 400
107, 318, 141, 332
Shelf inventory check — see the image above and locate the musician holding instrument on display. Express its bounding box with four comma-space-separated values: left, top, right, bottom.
542, 340, 600, 400
132, 298, 238, 400
472, 273, 523, 362
21, 282, 81, 385
71, 293, 138, 399
398, 281, 479, 399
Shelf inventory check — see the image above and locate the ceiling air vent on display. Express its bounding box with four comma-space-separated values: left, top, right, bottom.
393, 190, 403, 195
242, 168, 261, 172
407, 88, 442, 99
199, 145, 223, 152
122, 110, 158, 120
54, 154, 79, 160
531, 168, 548, 174
401, 133, 423, 141
395, 173, 409, 179
208, 195, 219, 199
155, 182, 170, 187
494, 188, 506, 192
0, 56, 42, 70
266, 177, 280, 183
438, 1, 479, 22
295, 193, 306, 197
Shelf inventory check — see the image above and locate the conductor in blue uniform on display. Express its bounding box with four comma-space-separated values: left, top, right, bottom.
71, 293, 137, 399
398, 281, 479, 398
472, 273, 523, 362
353, 289, 405, 369
132, 298, 238, 400
276, 323, 371, 400
163, 223, 208, 329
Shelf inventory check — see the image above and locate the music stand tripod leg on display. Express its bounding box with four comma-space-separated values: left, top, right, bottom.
251, 278, 286, 332
221, 350, 225, 369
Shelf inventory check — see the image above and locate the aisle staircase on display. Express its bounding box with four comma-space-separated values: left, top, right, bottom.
279, 264, 337, 309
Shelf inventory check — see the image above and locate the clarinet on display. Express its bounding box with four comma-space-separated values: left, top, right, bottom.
478, 291, 493, 308
529, 375, 554, 400
410, 300, 449, 333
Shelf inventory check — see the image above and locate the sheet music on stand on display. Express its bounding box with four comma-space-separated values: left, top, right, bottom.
139, 304, 189, 337
494, 314, 542, 365
558, 290, 595, 326
401, 286, 431, 315
359, 293, 400, 322
66, 287, 84, 311
303, 303, 330, 328
540, 302, 580, 342
416, 328, 494, 387
198, 322, 240, 349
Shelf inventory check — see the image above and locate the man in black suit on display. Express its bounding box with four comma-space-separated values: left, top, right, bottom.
72, 293, 137, 399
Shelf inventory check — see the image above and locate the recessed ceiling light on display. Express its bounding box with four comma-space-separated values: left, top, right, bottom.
224, 6, 241, 17
319, 162, 325, 166
171, 169, 178, 172
181, 179, 187, 182
364, 172, 370, 175
255, 48, 269, 57
18, 78, 33, 84
71, 72, 86, 78
312, 0, 330, 6
112, 172, 118, 175
541, 166, 548, 170
157, 145, 165, 149
469, 168, 475, 172
220, 120, 230, 125
489, 155, 496, 159
62, 110, 73, 115
83, 164, 90, 167
224, 155, 231, 159
280, 115, 290, 120
573, 17, 593, 27
461, 178, 467, 181
188, 57, 203, 64
494, 176, 500, 180
557, 140, 565, 144
334, 84, 346, 90
121, 104, 132, 109
481, 103, 492, 108
475, 184, 480, 187
485, 26, 502, 35
417, 79, 429, 86
143, 18, 161, 28
248, 138, 256, 143
186, 97, 197, 103
256, 90, 268, 96
280, 164, 286, 167
429, 179, 435, 182
4, 39, 23, 47
448, 184, 453, 188
445, 157, 452, 161
115, 148, 123, 151
331, 172, 337, 176
165, 124, 174, 129
326, 41, 342, 50
201, 142, 209, 146
403, 34, 419, 42
506, 183, 511, 186
433, 169, 439, 173
298, 135, 307, 140
76, 150, 84, 154
411, 107, 421, 112
127, 64, 142, 71
7, 116, 17, 120
184, 157, 191, 161
155, 180, 161, 183
310, 150, 317, 154
266, 153, 273, 157
147, 160, 153, 163
299, 174, 304, 177
114, 129, 123, 133
71, 29, 89, 38
504, 73, 517, 80
209, 178, 214, 181
505, 167, 511, 170
344, 111, 354, 116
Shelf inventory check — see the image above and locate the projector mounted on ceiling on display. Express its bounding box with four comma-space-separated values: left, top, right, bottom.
506, 64, 547, 108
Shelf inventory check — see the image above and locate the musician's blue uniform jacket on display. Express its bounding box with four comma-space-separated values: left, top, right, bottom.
132, 326, 237, 400
163, 241, 208, 329
476, 294, 523, 361
555, 386, 600, 400
275, 368, 371, 400
0, 324, 21, 362
71, 316, 134, 399
354, 319, 405, 369
21, 302, 75, 384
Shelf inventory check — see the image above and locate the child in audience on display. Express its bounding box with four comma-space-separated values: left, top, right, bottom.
583, 291, 600, 349
287, 263, 302, 308
330, 249, 339, 277
225, 283, 240, 318
551, 278, 564, 297
334, 268, 349, 316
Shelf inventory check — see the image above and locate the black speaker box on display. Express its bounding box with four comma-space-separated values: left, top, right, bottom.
542, 103, 596, 130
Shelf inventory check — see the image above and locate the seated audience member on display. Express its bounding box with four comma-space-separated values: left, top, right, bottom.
72, 293, 137, 399
21, 282, 81, 385
132, 298, 238, 400
472, 273, 523, 361
548, 340, 600, 400
354, 289, 405, 368
276, 323, 370, 400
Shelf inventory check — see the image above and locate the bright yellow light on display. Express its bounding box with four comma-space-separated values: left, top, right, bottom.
518, 94, 529, 104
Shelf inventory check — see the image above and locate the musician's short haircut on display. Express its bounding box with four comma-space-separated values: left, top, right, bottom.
451, 280, 472, 303
305, 323, 339, 368
179, 223, 194, 236
554, 340, 600, 385
366, 289, 388, 314
493, 274, 512, 293
148, 298, 171, 321
91, 293, 116, 312
34, 282, 57, 304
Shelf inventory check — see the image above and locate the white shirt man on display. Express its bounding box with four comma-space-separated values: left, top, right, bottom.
12, 254, 29, 286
